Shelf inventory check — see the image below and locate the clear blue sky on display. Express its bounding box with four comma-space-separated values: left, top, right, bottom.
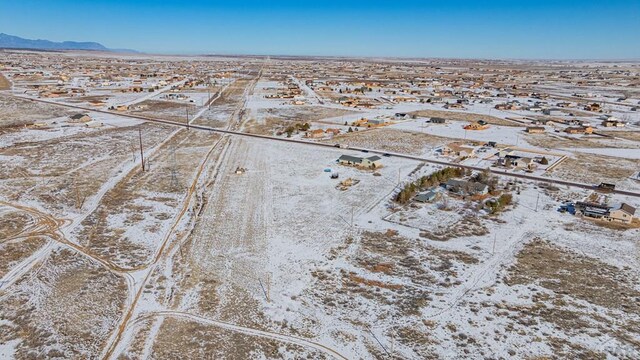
2, 0, 639, 59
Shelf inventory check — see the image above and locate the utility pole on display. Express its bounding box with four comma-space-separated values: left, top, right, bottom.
266, 272, 271, 303
492, 233, 497, 255
535, 193, 540, 212
186, 105, 190, 130
350, 205, 355, 229
74, 175, 81, 209
138, 126, 145, 172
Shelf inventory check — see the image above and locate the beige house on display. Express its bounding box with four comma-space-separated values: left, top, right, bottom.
68, 113, 92, 123
338, 155, 382, 169
605, 203, 636, 224
442, 142, 475, 157
306, 129, 325, 138
526, 126, 545, 133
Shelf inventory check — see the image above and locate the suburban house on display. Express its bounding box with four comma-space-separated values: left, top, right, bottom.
602, 119, 625, 127
575, 202, 609, 219
464, 122, 489, 130
442, 142, 476, 158
526, 126, 545, 134
68, 113, 91, 123
542, 108, 564, 116
608, 203, 636, 224
306, 129, 326, 138
415, 191, 438, 203
445, 179, 489, 196
531, 119, 552, 125
337, 155, 383, 169
514, 157, 536, 170
575, 202, 636, 224
584, 103, 602, 112
565, 126, 593, 134
368, 118, 387, 126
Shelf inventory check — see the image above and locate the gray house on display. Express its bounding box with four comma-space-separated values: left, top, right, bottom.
445, 179, 489, 196
338, 154, 382, 169
415, 191, 437, 203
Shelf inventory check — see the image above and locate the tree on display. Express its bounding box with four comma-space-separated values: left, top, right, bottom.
299, 122, 310, 131
540, 156, 549, 165
347, 127, 353, 133
285, 126, 295, 138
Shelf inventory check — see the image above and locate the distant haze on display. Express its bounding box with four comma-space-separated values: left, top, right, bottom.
1, 0, 639, 59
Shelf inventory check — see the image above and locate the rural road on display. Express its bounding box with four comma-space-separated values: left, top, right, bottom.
13, 94, 640, 198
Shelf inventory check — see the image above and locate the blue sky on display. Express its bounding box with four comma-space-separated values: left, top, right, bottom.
1, 0, 639, 59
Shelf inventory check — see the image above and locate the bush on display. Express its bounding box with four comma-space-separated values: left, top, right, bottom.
485, 193, 513, 214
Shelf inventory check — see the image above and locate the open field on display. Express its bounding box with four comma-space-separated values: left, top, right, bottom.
0, 122, 175, 217
410, 109, 521, 127
328, 128, 448, 155
1, 50, 640, 360
546, 152, 640, 190
0, 248, 127, 358
0, 93, 74, 128
71, 129, 219, 269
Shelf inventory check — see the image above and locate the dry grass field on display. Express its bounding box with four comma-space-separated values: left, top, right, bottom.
410, 109, 521, 127
546, 152, 638, 187
0, 248, 127, 359
327, 128, 447, 155
0, 93, 73, 128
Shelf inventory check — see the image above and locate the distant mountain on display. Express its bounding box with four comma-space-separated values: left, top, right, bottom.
0, 33, 136, 53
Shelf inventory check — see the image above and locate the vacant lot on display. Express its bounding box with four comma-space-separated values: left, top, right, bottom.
546, 152, 638, 189
259, 105, 356, 124
245, 106, 357, 135
0, 123, 175, 217
305, 230, 478, 359
72, 129, 219, 268
128, 100, 190, 122
147, 317, 329, 359
410, 109, 521, 127
501, 238, 640, 358
191, 79, 251, 128
0, 93, 73, 127
328, 128, 447, 155
599, 130, 640, 143
0, 248, 127, 359
525, 132, 638, 149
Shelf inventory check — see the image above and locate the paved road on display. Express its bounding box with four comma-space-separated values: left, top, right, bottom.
14, 94, 640, 198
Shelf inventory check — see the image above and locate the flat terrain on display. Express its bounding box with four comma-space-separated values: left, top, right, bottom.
1, 51, 639, 360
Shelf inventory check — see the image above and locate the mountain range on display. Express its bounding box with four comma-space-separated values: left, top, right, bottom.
0, 33, 136, 53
